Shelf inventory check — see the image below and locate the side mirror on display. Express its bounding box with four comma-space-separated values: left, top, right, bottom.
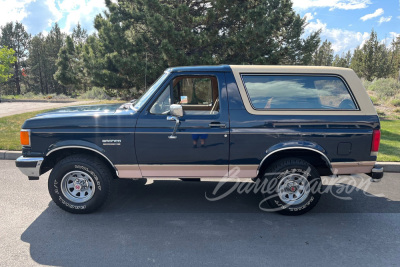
170, 104, 183, 117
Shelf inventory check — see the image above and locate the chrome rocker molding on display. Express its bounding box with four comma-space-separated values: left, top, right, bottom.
46, 146, 119, 176
16, 156, 44, 180
257, 146, 333, 175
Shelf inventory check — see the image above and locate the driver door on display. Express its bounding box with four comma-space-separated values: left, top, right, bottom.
135, 72, 229, 178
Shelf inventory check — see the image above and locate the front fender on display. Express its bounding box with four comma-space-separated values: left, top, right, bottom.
47, 140, 106, 156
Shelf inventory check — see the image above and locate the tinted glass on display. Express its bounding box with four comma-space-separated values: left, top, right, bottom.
133, 72, 169, 111
242, 75, 357, 110
173, 76, 219, 115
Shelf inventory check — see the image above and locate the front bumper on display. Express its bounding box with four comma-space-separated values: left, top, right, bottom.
15, 156, 44, 180
367, 164, 384, 182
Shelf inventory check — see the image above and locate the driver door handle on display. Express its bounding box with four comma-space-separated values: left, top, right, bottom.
209, 122, 226, 128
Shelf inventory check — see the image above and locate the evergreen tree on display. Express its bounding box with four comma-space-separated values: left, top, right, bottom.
0, 22, 30, 95
54, 36, 79, 94
92, 0, 321, 94
350, 30, 391, 81
312, 39, 334, 66
333, 51, 352, 68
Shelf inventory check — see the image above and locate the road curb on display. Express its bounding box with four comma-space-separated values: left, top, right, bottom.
0, 150, 22, 160
377, 162, 400, 173
0, 151, 399, 173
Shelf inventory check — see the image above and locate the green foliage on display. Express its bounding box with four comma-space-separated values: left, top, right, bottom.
378, 120, 400, 162
0, 22, 30, 95
0, 46, 16, 83
89, 0, 320, 92
79, 87, 111, 100
312, 40, 334, 66
368, 78, 400, 100
369, 95, 379, 104
333, 51, 352, 68
391, 99, 400, 107
27, 23, 66, 95
350, 30, 392, 81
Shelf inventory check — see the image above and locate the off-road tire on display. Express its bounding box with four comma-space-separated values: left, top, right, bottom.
48, 154, 112, 214
260, 157, 322, 216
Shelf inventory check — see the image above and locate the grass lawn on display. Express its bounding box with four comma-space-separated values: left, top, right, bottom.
0, 100, 124, 151
1, 104, 399, 162
378, 120, 400, 162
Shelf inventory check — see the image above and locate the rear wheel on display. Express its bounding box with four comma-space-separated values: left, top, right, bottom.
48, 154, 112, 214
260, 158, 322, 215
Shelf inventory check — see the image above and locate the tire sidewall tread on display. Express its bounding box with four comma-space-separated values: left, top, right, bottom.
262, 157, 322, 216
48, 155, 112, 214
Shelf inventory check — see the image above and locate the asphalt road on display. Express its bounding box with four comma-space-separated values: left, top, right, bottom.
0, 101, 94, 118
1, 159, 400, 267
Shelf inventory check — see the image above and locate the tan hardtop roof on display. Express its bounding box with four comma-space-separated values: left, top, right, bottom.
229, 65, 377, 116
229, 65, 354, 75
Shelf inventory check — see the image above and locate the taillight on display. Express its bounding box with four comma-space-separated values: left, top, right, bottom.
20, 129, 30, 146
371, 129, 380, 155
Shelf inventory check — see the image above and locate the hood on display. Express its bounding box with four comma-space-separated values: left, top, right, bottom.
22, 103, 138, 129
38, 103, 124, 116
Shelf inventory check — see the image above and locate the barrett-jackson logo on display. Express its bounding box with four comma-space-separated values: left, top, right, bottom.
102, 140, 122, 146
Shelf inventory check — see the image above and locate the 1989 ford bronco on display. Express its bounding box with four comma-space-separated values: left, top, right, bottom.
16, 65, 383, 215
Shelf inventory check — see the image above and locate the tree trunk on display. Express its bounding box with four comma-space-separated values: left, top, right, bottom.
14, 61, 21, 95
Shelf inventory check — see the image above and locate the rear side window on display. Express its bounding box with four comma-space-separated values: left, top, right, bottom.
241, 75, 357, 110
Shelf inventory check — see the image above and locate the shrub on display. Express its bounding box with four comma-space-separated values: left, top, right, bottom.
391, 99, 400, 107
368, 78, 400, 100
80, 87, 111, 100
362, 79, 372, 90
52, 94, 70, 100
369, 95, 379, 104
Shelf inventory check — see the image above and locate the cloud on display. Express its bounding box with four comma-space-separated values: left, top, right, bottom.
0, 0, 106, 35
378, 16, 392, 24
0, 0, 34, 29
304, 15, 370, 53
304, 13, 314, 21
380, 32, 400, 47
360, 8, 384, 21
21, 0, 62, 34
292, 0, 371, 11
56, 0, 107, 34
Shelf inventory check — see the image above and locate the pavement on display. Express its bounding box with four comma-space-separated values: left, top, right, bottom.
1, 159, 400, 266
0, 101, 94, 118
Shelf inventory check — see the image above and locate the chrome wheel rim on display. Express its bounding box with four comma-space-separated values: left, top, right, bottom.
61, 171, 96, 203
277, 173, 310, 205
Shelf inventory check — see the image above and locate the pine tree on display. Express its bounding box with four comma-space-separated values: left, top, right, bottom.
333, 51, 352, 68
350, 30, 391, 81
0, 22, 30, 95
54, 36, 79, 94
92, 0, 321, 94
312, 40, 334, 66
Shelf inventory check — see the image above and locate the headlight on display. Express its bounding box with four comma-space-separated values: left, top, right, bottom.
20, 129, 31, 147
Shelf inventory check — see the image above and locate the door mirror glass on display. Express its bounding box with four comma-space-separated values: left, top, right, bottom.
170, 104, 183, 117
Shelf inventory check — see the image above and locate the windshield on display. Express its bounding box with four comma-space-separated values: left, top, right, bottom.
132, 72, 170, 111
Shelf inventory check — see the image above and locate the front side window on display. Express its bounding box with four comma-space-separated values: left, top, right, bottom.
150, 76, 219, 115
241, 75, 357, 110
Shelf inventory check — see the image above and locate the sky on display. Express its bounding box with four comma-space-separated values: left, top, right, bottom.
0, 0, 399, 54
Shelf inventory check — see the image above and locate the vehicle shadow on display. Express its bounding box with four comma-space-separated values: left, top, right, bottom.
20, 178, 400, 266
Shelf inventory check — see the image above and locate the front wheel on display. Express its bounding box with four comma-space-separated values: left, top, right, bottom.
48, 155, 112, 214
260, 158, 322, 216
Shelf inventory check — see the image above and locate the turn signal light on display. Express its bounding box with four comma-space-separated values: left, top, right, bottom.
20, 130, 30, 146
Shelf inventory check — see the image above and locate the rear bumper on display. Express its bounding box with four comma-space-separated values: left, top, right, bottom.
367, 164, 384, 182
15, 156, 43, 180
